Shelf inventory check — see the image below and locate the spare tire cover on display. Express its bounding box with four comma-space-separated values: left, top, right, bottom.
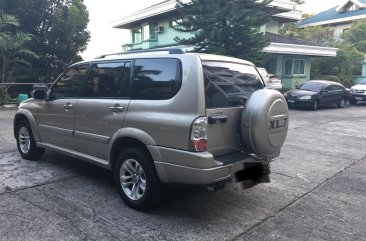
241, 89, 289, 156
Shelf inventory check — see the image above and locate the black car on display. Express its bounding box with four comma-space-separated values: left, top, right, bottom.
285, 80, 348, 110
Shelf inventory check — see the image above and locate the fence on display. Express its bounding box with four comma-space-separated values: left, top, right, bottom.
0, 83, 50, 105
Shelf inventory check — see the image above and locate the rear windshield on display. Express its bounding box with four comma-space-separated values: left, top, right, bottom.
203, 61, 264, 108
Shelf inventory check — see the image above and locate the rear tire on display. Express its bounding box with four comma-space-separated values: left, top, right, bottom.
114, 147, 164, 211
311, 99, 319, 111
337, 98, 346, 108
15, 120, 44, 160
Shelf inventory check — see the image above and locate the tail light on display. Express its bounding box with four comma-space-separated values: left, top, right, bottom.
190, 117, 208, 152
268, 79, 273, 84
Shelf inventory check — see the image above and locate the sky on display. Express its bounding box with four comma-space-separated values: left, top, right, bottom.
81, 0, 345, 60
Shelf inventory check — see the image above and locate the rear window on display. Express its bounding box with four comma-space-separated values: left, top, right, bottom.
203, 62, 264, 108
133, 58, 182, 100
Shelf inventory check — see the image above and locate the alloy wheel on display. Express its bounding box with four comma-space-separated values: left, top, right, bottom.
119, 159, 146, 201
18, 126, 30, 154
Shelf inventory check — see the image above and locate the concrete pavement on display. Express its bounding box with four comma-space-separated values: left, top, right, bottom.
0, 104, 365, 241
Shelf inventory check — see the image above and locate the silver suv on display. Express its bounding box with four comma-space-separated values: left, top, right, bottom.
14, 49, 289, 211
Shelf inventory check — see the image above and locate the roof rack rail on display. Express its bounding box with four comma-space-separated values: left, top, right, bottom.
95, 48, 185, 59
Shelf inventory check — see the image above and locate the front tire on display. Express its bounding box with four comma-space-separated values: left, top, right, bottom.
337, 98, 346, 108
311, 99, 319, 111
114, 147, 164, 211
15, 120, 44, 160
349, 99, 357, 105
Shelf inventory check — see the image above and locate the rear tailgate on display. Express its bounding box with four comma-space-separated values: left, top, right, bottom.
202, 61, 265, 157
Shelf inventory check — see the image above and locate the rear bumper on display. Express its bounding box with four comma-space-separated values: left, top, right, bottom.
150, 146, 276, 185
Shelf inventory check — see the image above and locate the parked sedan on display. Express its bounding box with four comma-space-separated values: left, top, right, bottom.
349, 79, 366, 104
285, 80, 348, 110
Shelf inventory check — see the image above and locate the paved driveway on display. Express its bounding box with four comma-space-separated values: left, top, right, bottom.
0, 104, 366, 241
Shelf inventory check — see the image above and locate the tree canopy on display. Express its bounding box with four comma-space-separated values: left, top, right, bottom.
342, 19, 366, 53
173, 0, 273, 65
0, 13, 37, 83
0, 0, 90, 81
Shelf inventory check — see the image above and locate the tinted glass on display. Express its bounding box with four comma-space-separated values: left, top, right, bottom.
133, 59, 182, 100
83, 61, 131, 98
333, 85, 343, 91
203, 62, 264, 108
51, 64, 88, 100
299, 82, 325, 92
324, 85, 333, 91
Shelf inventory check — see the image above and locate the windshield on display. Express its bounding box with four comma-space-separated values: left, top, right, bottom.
203, 61, 264, 108
360, 79, 366, 85
298, 82, 324, 92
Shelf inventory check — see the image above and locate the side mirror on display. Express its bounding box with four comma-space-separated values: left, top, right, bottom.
32, 89, 47, 100
321, 89, 328, 94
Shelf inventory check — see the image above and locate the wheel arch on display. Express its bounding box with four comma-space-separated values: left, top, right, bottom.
108, 128, 162, 171
14, 110, 40, 142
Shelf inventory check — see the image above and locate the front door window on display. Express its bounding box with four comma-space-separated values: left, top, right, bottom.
50, 64, 89, 100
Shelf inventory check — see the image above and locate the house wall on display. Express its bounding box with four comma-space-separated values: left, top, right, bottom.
155, 19, 193, 46
331, 22, 352, 38
267, 54, 311, 89
125, 18, 281, 49
265, 19, 280, 34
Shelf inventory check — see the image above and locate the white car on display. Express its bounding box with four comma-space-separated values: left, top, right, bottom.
257, 68, 283, 91
349, 79, 366, 104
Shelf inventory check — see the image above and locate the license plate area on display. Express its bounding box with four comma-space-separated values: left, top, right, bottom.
288, 99, 295, 104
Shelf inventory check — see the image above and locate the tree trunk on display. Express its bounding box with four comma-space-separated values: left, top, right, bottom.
1, 55, 5, 83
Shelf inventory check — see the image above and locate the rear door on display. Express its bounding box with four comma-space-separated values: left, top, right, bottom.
73, 61, 131, 160
332, 84, 345, 103
202, 61, 264, 156
320, 85, 334, 105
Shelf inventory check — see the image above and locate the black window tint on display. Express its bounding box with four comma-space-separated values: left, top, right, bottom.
51, 64, 88, 100
203, 62, 264, 108
83, 61, 131, 98
333, 85, 343, 91
325, 85, 333, 91
133, 59, 181, 100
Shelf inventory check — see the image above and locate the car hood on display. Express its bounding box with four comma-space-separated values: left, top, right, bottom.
287, 89, 317, 97
351, 84, 366, 90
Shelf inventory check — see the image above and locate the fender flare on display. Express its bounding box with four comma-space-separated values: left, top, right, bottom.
14, 109, 40, 142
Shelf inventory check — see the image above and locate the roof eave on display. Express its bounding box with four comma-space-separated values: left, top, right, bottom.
112, 0, 298, 29
263, 42, 338, 57
298, 13, 366, 28
336, 0, 366, 12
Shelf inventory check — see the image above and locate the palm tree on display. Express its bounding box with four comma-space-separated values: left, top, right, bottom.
0, 13, 38, 83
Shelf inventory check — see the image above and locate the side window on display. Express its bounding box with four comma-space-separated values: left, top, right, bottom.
82, 61, 131, 98
133, 58, 182, 100
324, 85, 333, 91
333, 85, 342, 91
50, 64, 88, 100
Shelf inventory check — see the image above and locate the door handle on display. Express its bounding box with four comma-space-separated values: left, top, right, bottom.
208, 114, 228, 124
110, 105, 124, 113
63, 103, 73, 111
